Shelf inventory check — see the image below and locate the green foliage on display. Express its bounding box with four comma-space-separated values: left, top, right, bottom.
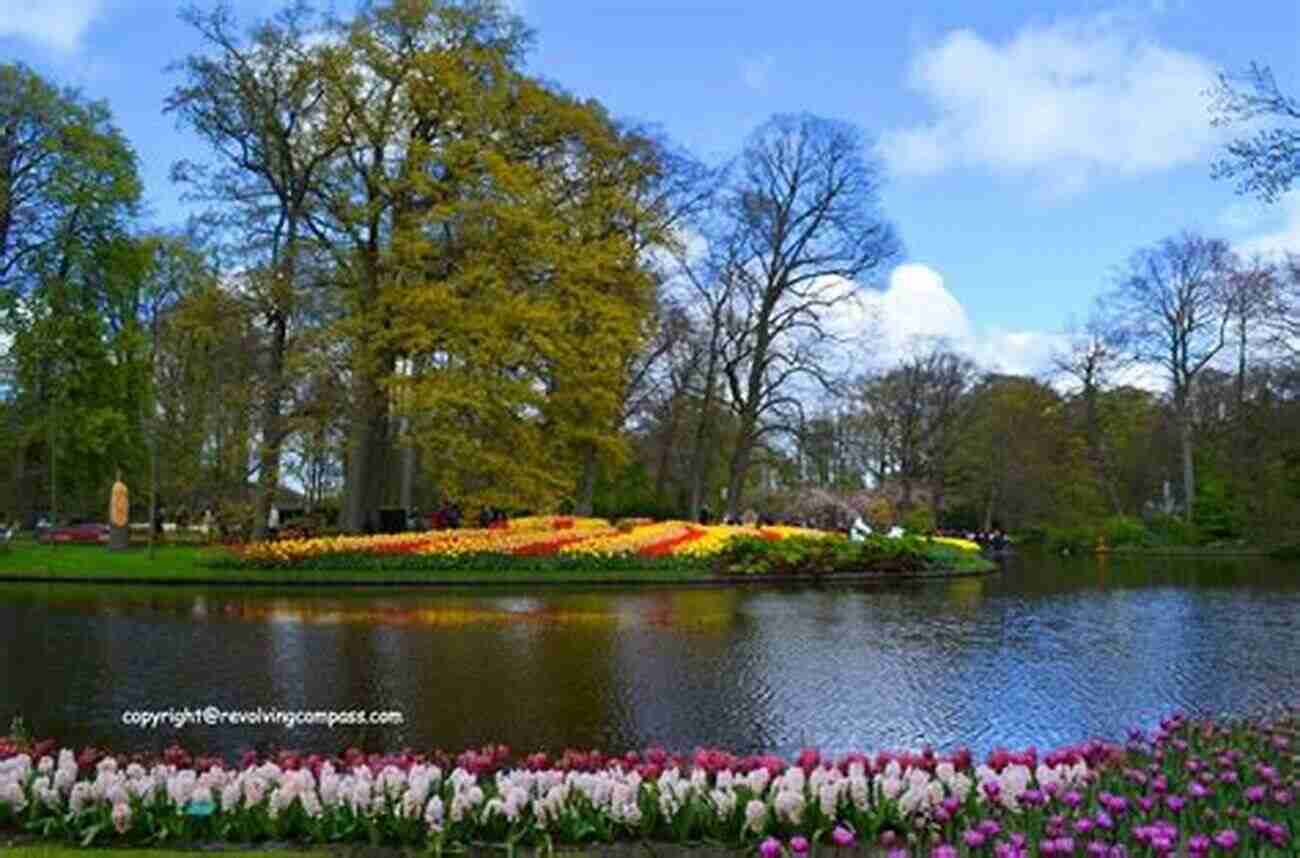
1193, 476, 1241, 541
1044, 526, 1094, 555
1102, 515, 1149, 547
1146, 513, 1203, 547
711, 534, 984, 577
901, 506, 936, 535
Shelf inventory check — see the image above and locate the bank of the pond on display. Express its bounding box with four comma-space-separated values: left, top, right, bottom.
0, 543, 994, 588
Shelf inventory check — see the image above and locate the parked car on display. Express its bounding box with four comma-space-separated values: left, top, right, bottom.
39, 521, 110, 544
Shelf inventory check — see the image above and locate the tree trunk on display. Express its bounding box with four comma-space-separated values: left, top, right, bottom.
399, 416, 416, 513
1180, 406, 1196, 523
725, 431, 754, 520
575, 444, 597, 516
345, 367, 391, 533
687, 351, 720, 522
252, 312, 287, 541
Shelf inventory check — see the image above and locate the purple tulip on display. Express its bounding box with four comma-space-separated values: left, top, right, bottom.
932, 846, 958, 858
790, 836, 809, 855
831, 826, 855, 848
963, 829, 986, 848
1244, 785, 1265, 803
978, 819, 1002, 837
1212, 829, 1239, 851
1165, 795, 1185, 812
1273, 789, 1292, 805
759, 836, 783, 858
1187, 834, 1211, 855
1086, 841, 1107, 858
887, 850, 907, 858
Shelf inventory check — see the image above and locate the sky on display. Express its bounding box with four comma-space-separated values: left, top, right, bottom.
3, 0, 1299, 376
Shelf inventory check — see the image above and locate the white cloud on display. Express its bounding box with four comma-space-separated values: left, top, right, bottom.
0, 0, 104, 51
852, 263, 1066, 376
879, 13, 1220, 191
740, 54, 774, 93
1232, 192, 1300, 260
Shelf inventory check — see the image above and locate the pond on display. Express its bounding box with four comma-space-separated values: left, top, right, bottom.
1, 552, 1297, 759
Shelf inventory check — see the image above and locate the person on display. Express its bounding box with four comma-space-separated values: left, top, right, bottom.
153, 506, 165, 537
698, 505, 711, 525
478, 506, 493, 529
268, 505, 280, 538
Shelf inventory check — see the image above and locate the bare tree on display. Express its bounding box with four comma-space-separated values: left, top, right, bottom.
1210, 63, 1300, 203
1106, 232, 1233, 521
716, 114, 900, 518
856, 341, 974, 516
1051, 312, 1131, 514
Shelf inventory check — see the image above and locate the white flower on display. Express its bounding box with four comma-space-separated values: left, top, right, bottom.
773, 788, 804, 825
111, 800, 132, 834
424, 795, 445, 831
744, 798, 768, 833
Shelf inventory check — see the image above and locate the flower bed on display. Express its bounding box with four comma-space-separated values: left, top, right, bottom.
210, 519, 831, 572
0, 711, 1294, 854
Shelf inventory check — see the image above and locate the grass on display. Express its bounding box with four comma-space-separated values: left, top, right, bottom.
0, 538, 992, 587
2, 849, 323, 858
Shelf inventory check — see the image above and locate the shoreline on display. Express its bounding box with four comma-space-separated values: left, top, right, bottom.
0, 565, 994, 589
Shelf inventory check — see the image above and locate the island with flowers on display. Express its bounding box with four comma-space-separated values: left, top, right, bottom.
0, 517, 994, 585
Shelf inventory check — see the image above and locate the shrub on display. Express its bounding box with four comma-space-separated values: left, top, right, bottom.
1102, 515, 1149, 547
1044, 526, 1094, 555
1146, 513, 1202, 546
713, 534, 932, 576
901, 506, 936, 535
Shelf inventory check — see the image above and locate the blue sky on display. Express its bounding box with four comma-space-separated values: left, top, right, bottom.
4, 0, 1299, 373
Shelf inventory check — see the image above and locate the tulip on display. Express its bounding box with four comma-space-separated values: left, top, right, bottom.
1211, 829, 1239, 851
759, 837, 783, 858
790, 836, 809, 855
830, 826, 855, 848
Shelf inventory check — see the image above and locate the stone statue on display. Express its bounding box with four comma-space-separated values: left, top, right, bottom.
109, 471, 130, 550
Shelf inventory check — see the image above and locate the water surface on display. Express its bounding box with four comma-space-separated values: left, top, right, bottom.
1, 553, 1296, 758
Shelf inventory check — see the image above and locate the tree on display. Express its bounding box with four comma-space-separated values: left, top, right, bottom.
1050, 312, 1130, 514
1106, 232, 1233, 521
1210, 63, 1300, 203
715, 114, 900, 518
856, 342, 974, 516
0, 62, 143, 523
168, 1, 338, 539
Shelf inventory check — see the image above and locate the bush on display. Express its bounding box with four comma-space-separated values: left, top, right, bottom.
1146, 513, 1202, 547
713, 534, 932, 576
901, 506, 936, 535
1102, 515, 1149, 547
1045, 526, 1094, 555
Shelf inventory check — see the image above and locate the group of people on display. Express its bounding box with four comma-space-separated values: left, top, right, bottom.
937, 527, 1011, 551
